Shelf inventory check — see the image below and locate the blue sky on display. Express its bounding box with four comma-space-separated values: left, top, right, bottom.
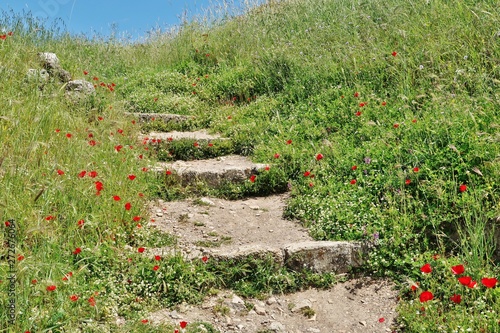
1, 0, 253, 40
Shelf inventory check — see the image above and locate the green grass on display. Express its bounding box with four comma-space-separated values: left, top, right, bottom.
1, 0, 500, 331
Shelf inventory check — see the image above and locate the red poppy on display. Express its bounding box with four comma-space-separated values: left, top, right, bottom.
274, 153, 280, 159
98, 116, 103, 121
381, 101, 387, 106
125, 202, 131, 210
45, 215, 54, 221
89, 171, 98, 178
141, 319, 149, 324
351, 165, 357, 170
412, 119, 417, 123
133, 216, 141, 222
202, 256, 208, 263
265, 165, 270, 171
4, 221, 10, 227
350, 179, 357, 185
355, 111, 361, 116
309, 182, 314, 187
62, 272, 73, 281
166, 170, 172, 175
208, 142, 214, 147
393, 123, 399, 128
354, 92, 359, 98
77, 219, 84, 228
70, 294, 79, 302
419, 290, 433, 302
180, 321, 188, 329
7, 32, 13, 36
57, 169, 64, 175
249, 175, 256, 183
46, 285, 57, 292
93, 76, 98, 81
450, 294, 461, 304
73, 247, 81, 255
83, 71, 88, 75
359, 102, 365, 107
304, 171, 311, 177
115, 145, 123, 152
392, 51, 397, 57
17, 255, 24, 261
95, 181, 103, 191
31, 279, 38, 284
413, 167, 419, 172
66, 133, 72, 138
117, 129, 123, 134
88, 140, 96, 146
113, 196, 121, 201
0, 35, 6, 40
128, 174, 136, 181
88, 296, 96, 306
458, 276, 472, 286
459, 184, 467, 192
405, 179, 411, 185
155, 255, 161, 261
411, 283, 419, 291
316, 153, 324, 161
451, 264, 465, 275
153, 265, 159, 271
138, 247, 145, 253
193, 142, 199, 147
481, 277, 497, 288
142, 167, 148, 172
378, 317, 385, 323
286, 139, 292, 145
55, 128, 61, 133
468, 280, 477, 288
420, 263, 432, 274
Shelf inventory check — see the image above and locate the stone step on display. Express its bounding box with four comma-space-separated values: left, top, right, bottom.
126, 112, 193, 123
153, 155, 266, 187
141, 130, 227, 142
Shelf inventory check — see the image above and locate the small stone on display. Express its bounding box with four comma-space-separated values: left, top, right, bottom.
266, 297, 277, 305
268, 321, 285, 331
169, 310, 182, 319
156, 212, 164, 217
291, 299, 312, 313
200, 198, 215, 206
254, 305, 266, 315
237, 324, 245, 330
359, 321, 367, 326
307, 329, 321, 333
249, 205, 260, 210
232, 295, 245, 305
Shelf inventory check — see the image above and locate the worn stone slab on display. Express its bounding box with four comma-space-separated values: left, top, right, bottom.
125, 112, 192, 123
142, 130, 225, 141
210, 244, 285, 265
154, 155, 267, 186
284, 241, 367, 274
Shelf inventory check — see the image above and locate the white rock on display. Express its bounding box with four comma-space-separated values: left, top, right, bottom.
254, 305, 266, 315
268, 321, 285, 331
291, 299, 312, 313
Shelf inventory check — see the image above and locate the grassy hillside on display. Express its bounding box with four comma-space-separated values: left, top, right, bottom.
1, 0, 499, 332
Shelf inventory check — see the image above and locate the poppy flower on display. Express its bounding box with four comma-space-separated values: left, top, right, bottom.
153, 265, 159, 271
410, 283, 419, 291
202, 256, 208, 263
125, 202, 131, 210
141, 319, 148, 324
73, 247, 81, 255
77, 219, 84, 228
0, 35, 6, 40
57, 169, 64, 175
309, 182, 314, 187
316, 153, 324, 161
88, 140, 96, 146
393, 123, 399, 128
378, 318, 385, 323
17, 255, 24, 261
392, 51, 397, 57
180, 321, 188, 329
413, 167, 419, 172
193, 142, 199, 147
450, 294, 461, 304
46, 285, 57, 292
304, 171, 311, 177
208, 143, 214, 147
467, 280, 477, 288
45, 215, 54, 221
113, 196, 121, 201
359, 102, 366, 107
7, 32, 13, 36
95, 181, 103, 191
451, 264, 465, 275
459, 184, 467, 192
70, 294, 79, 302
351, 165, 357, 170
350, 179, 357, 185
381, 101, 387, 106
166, 170, 172, 175
419, 290, 433, 302
354, 92, 359, 98
138, 247, 145, 253
420, 263, 432, 274
4, 221, 11, 227
405, 179, 411, 185
83, 71, 88, 75
55, 128, 61, 133
88, 296, 96, 306
274, 153, 280, 159
458, 276, 472, 286
481, 277, 497, 288
66, 133, 72, 138
128, 174, 136, 180
89, 171, 98, 178
155, 255, 161, 261
249, 175, 256, 183
31, 279, 38, 284
355, 111, 361, 116
286, 139, 292, 145
62, 272, 73, 281
115, 145, 123, 152
133, 216, 141, 222
142, 167, 148, 172
264, 165, 270, 171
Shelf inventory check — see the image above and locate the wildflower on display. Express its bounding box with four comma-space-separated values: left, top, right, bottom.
138, 247, 145, 253
264, 165, 270, 171
66, 133, 72, 138
274, 153, 280, 159
450, 294, 461, 304
45, 215, 54, 221
125, 202, 131, 210
355, 111, 361, 116
88, 296, 96, 306
350, 179, 357, 185
354, 92, 359, 98
304, 171, 311, 177
393, 123, 399, 128
359, 102, 366, 107
378, 318, 385, 323
88, 140, 96, 146
451, 264, 465, 275
420, 263, 432, 274
73, 247, 81, 255
17, 255, 24, 261
155, 255, 161, 261
153, 265, 159, 271
113, 196, 121, 201
180, 321, 188, 329
83, 71, 88, 75
413, 167, 419, 172
70, 295, 79, 302
316, 153, 324, 161
57, 169, 64, 176
309, 182, 314, 187
77, 220, 85, 228
381, 101, 387, 106
166, 170, 172, 175
405, 179, 411, 185
46, 285, 57, 292
458, 276, 472, 286
481, 277, 497, 288
89, 171, 98, 178
459, 184, 467, 192
31, 279, 38, 284
115, 145, 123, 152
249, 175, 256, 183
193, 142, 199, 147
95, 181, 103, 191
202, 256, 208, 263
419, 290, 433, 302
392, 51, 397, 57
128, 174, 136, 180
